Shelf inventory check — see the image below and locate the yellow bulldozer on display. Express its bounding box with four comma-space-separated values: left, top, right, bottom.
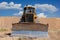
12, 6, 48, 31
11, 6, 49, 37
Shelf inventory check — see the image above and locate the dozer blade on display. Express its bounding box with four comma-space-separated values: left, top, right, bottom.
11, 23, 49, 37
12, 23, 48, 32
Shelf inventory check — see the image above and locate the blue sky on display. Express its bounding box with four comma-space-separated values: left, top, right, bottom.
0, 0, 60, 18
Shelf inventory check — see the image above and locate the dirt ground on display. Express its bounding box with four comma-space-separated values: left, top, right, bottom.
0, 17, 60, 40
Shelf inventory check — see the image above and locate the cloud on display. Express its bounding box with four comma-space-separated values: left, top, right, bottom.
0, 2, 22, 9
13, 11, 23, 16
35, 4, 58, 13
35, 13, 47, 23
37, 13, 47, 18
0, 2, 57, 17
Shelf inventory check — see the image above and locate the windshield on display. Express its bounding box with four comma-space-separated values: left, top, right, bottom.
25, 8, 35, 13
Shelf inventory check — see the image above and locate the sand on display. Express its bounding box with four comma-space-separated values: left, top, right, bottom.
0, 16, 60, 40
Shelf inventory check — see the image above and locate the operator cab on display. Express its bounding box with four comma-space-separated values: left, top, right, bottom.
20, 6, 37, 23
24, 6, 35, 14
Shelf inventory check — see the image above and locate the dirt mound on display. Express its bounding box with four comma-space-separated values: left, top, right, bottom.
0, 17, 60, 40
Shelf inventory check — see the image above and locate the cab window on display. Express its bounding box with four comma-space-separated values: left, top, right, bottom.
25, 8, 35, 13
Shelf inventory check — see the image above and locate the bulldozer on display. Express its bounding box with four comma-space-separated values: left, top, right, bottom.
11, 6, 49, 37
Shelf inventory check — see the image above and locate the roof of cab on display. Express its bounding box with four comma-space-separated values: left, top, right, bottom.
24, 6, 35, 9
